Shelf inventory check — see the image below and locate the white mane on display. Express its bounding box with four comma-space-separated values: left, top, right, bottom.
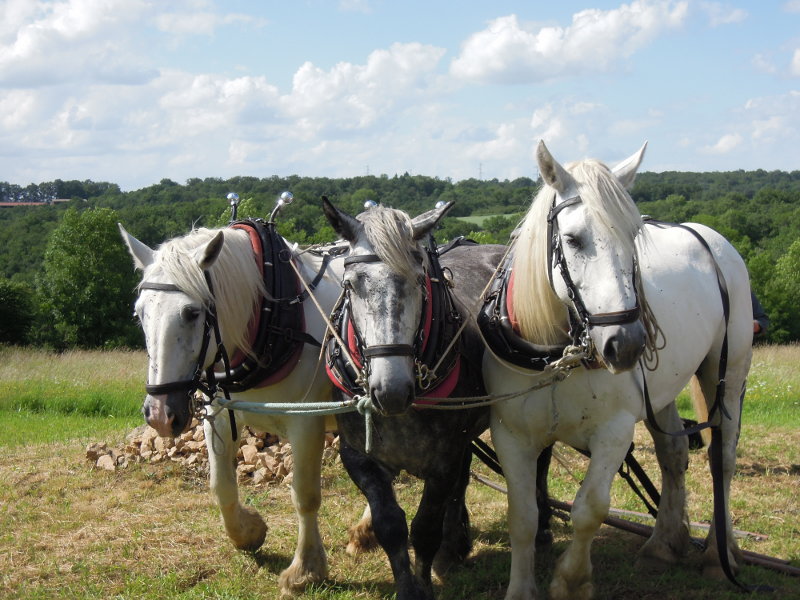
141, 227, 266, 355
511, 159, 644, 344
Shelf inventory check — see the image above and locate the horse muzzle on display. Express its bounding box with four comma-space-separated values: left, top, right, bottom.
365, 355, 417, 417
142, 392, 193, 437
592, 321, 646, 373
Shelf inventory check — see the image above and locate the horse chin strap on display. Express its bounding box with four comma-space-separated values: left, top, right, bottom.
140, 272, 238, 441
546, 192, 642, 350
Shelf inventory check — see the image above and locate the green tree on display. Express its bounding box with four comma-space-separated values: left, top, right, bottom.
0, 279, 35, 344
36, 207, 140, 348
763, 239, 800, 342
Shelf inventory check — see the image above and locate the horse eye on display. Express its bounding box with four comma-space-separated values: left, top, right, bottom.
181, 306, 201, 322
564, 234, 582, 251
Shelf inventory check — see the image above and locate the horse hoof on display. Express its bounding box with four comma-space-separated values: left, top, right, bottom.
637, 538, 682, 571
702, 564, 729, 582
549, 577, 593, 600
226, 505, 267, 551
432, 547, 464, 579
278, 555, 328, 597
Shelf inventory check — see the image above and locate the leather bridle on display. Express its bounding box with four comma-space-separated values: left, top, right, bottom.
340, 250, 427, 365
546, 193, 642, 344
140, 272, 231, 422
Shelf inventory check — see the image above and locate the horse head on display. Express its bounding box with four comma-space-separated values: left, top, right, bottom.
322, 198, 453, 416
532, 141, 649, 373
120, 224, 261, 436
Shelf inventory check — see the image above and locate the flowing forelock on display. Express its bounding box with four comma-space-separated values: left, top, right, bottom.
360, 207, 427, 280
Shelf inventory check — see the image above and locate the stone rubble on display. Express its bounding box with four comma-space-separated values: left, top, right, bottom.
86, 418, 340, 486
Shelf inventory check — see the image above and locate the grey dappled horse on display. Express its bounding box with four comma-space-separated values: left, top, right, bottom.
322, 198, 506, 600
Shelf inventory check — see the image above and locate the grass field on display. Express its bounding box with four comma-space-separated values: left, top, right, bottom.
0, 345, 798, 599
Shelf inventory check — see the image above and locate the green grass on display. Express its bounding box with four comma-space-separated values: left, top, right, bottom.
0, 345, 798, 599
0, 412, 141, 447
0, 346, 145, 446
675, 344, 800, 428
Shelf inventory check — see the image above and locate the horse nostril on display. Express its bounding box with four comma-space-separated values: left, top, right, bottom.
603, 336, 619, 363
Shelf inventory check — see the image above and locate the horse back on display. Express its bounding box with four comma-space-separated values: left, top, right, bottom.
439, 243, 507, 369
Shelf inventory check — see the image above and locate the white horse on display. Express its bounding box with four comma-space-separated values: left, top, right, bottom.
485, 142, 753, 600
120, 222, 345, 597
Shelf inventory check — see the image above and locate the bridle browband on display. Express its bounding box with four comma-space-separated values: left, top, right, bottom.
546, 193, 641, 342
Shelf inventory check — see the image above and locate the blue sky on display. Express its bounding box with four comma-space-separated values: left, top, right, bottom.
1, 0, 798, 191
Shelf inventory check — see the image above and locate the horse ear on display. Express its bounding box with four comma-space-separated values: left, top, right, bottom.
411, 201, 454, 240
612, 142, 647, 190
196, 231, 225, 270
322, 196, 361, 242
118, 223, 154, 270
536, 141, 572, 195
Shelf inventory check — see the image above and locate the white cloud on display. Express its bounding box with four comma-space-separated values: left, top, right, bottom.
0, 0, 155, 87
282, 42, 446, 137
0, 36, 451, 187
700, 2, 748, 27
450, 1, 688, 84
743, 90, 800, 144
154, 11, 267, 36
791, 48, 800, 77
752, 53, 779, 75
783, 1, 800, 13
702, 133, 742, 154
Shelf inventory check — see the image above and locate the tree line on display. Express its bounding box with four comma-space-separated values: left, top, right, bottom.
0, 168, 798, 349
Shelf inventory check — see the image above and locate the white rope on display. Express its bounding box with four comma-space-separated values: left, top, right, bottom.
412, 345, 586, 409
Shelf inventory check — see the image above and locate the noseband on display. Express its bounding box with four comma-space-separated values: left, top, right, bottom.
546, 193, 641, 342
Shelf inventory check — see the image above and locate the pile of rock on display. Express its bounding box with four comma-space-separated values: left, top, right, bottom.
86, 419, 339, 487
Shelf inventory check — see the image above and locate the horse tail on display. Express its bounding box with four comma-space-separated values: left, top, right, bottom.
689, 375, 712, 448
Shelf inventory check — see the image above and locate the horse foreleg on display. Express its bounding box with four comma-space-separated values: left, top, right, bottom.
340, 440, 432, 600
204, 413, 267, 551
278, 416, 328, 597
639, 403, 690, 568
550, 424, 633, 600
492, 415, 541, 600
433, 448, 473, 578
536, 444, 554, 547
